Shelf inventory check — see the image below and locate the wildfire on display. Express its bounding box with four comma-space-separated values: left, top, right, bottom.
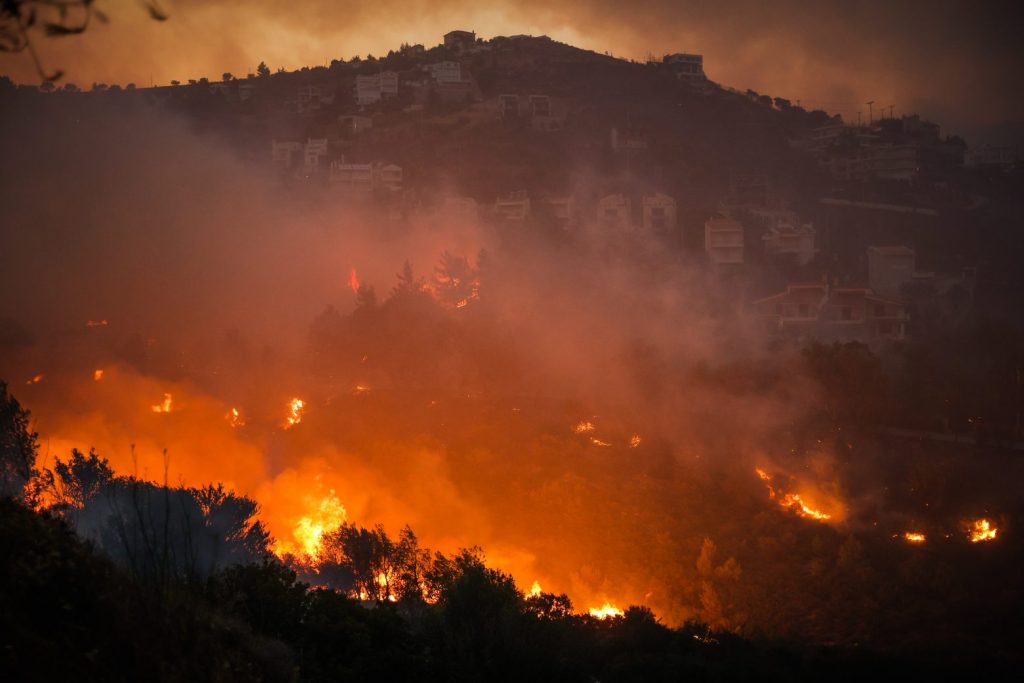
151, 393, 173, 413
25, 374, 43, 385
755, 467, 832, 521
348, 268, 360, 292
284, 398, 305, 429
86, 319, 108, 327
529, 580, 542, 598
968, 518, 997, 543
353, 385, 370, 396
779, 493, 832, 521
589, 437, 611, 447
589, 602, 625, 619
275, 491, 347, 558
903, 532, 927, 544
629, 435, 642, 448
93, 369, 104, 381
574, 421, 595, 434
226, 407, 245, 428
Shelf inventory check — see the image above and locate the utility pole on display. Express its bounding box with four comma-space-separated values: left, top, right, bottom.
866, 100, 875, 124
856, 111, 862, 126
888, 104, 895, 119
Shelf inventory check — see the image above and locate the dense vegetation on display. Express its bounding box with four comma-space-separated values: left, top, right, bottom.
2, 376, 1023, 680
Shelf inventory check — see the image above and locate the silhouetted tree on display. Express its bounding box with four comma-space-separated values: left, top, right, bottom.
256, 61, 270, 78
0, 381, 37, 500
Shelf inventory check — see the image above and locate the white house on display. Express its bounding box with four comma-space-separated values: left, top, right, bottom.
355, 71, 399, 106
494, 191, 531, 221
339, 115, 373, 135
763, 221, 817, 265
426, 61, 465, 84
642, 193, 677, 233
705, 215, 744, 265
329, 160, 374, 191
303, 138, 329, 175
598, 194, 632, 230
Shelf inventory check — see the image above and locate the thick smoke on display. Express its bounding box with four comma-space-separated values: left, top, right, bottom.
2, 96, 874, 625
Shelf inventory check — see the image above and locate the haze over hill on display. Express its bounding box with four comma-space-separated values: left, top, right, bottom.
1, 22, 1024, 679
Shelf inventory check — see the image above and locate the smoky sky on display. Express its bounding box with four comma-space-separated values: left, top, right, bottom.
2, 0, 1023, 138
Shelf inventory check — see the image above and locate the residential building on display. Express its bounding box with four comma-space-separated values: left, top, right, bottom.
303, 138, 329, 175
426, 61, 465, 84
494, 191, 531, 221
662, 53, 705, 79
966, 145, 1018, 170
598, 193, 632, 230
705, 215, 744, 265
338, 115, 373, 135
355, 71, 399, 106
763, 221, 817, 265
641, 193, 677, 233
497, 93, 568, 131
328, 161, 403, 192
547, 197, 578, 230
444, 30, 476, 52
271, 140, 302, 169
610, 126, 647, 152
752, 282, 907, 341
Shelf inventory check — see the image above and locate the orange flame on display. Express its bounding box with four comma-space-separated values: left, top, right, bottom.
529, 580, 542, 598
348, 268, 360, 292
903, 532, 926, 544
273, 490, 347, 558
283, 398, 305, 429
226, 407, 245, 428
629, 435, 642, 448
86, 319, 108, 327
93, 369, 104, 381
779, 493, 832, 521
151, 393, 173, 413
968, 518, 997, 543
573, 421, 595, 434
26, 374, 43, 385
589, 602, 624, 619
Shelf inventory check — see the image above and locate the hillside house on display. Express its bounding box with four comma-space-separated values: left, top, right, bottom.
752, 282, 907, 341
663, 53, 705, 79
763, 222, 817, 265
444, 30, 476, 53
271, 140, 303, 169
598, 194, 632, 230
494, 191, 531, 221
642, 193, 677, 233
610, 126, 647, 152
705, 216, 744, 265
338, 115, 373, 135
303, 138, 329, 175
426, 61, 465, 84
355, 71, 399, 106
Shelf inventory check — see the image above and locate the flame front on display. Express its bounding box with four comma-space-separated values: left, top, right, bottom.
529, 580, 542, 598
349, 268, 360, 292
903, 532, 926, 543
151, 393, 173, 413
93, 369, 104, 381
284, 398, 305, 429
589, 601, 624, 619
274, 491, 347, 558
574, 421, 595, 434
779, 493, 832, 521
968, 518, 997, 543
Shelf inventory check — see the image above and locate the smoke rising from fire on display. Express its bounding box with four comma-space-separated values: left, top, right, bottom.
2, 96, 986, 624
